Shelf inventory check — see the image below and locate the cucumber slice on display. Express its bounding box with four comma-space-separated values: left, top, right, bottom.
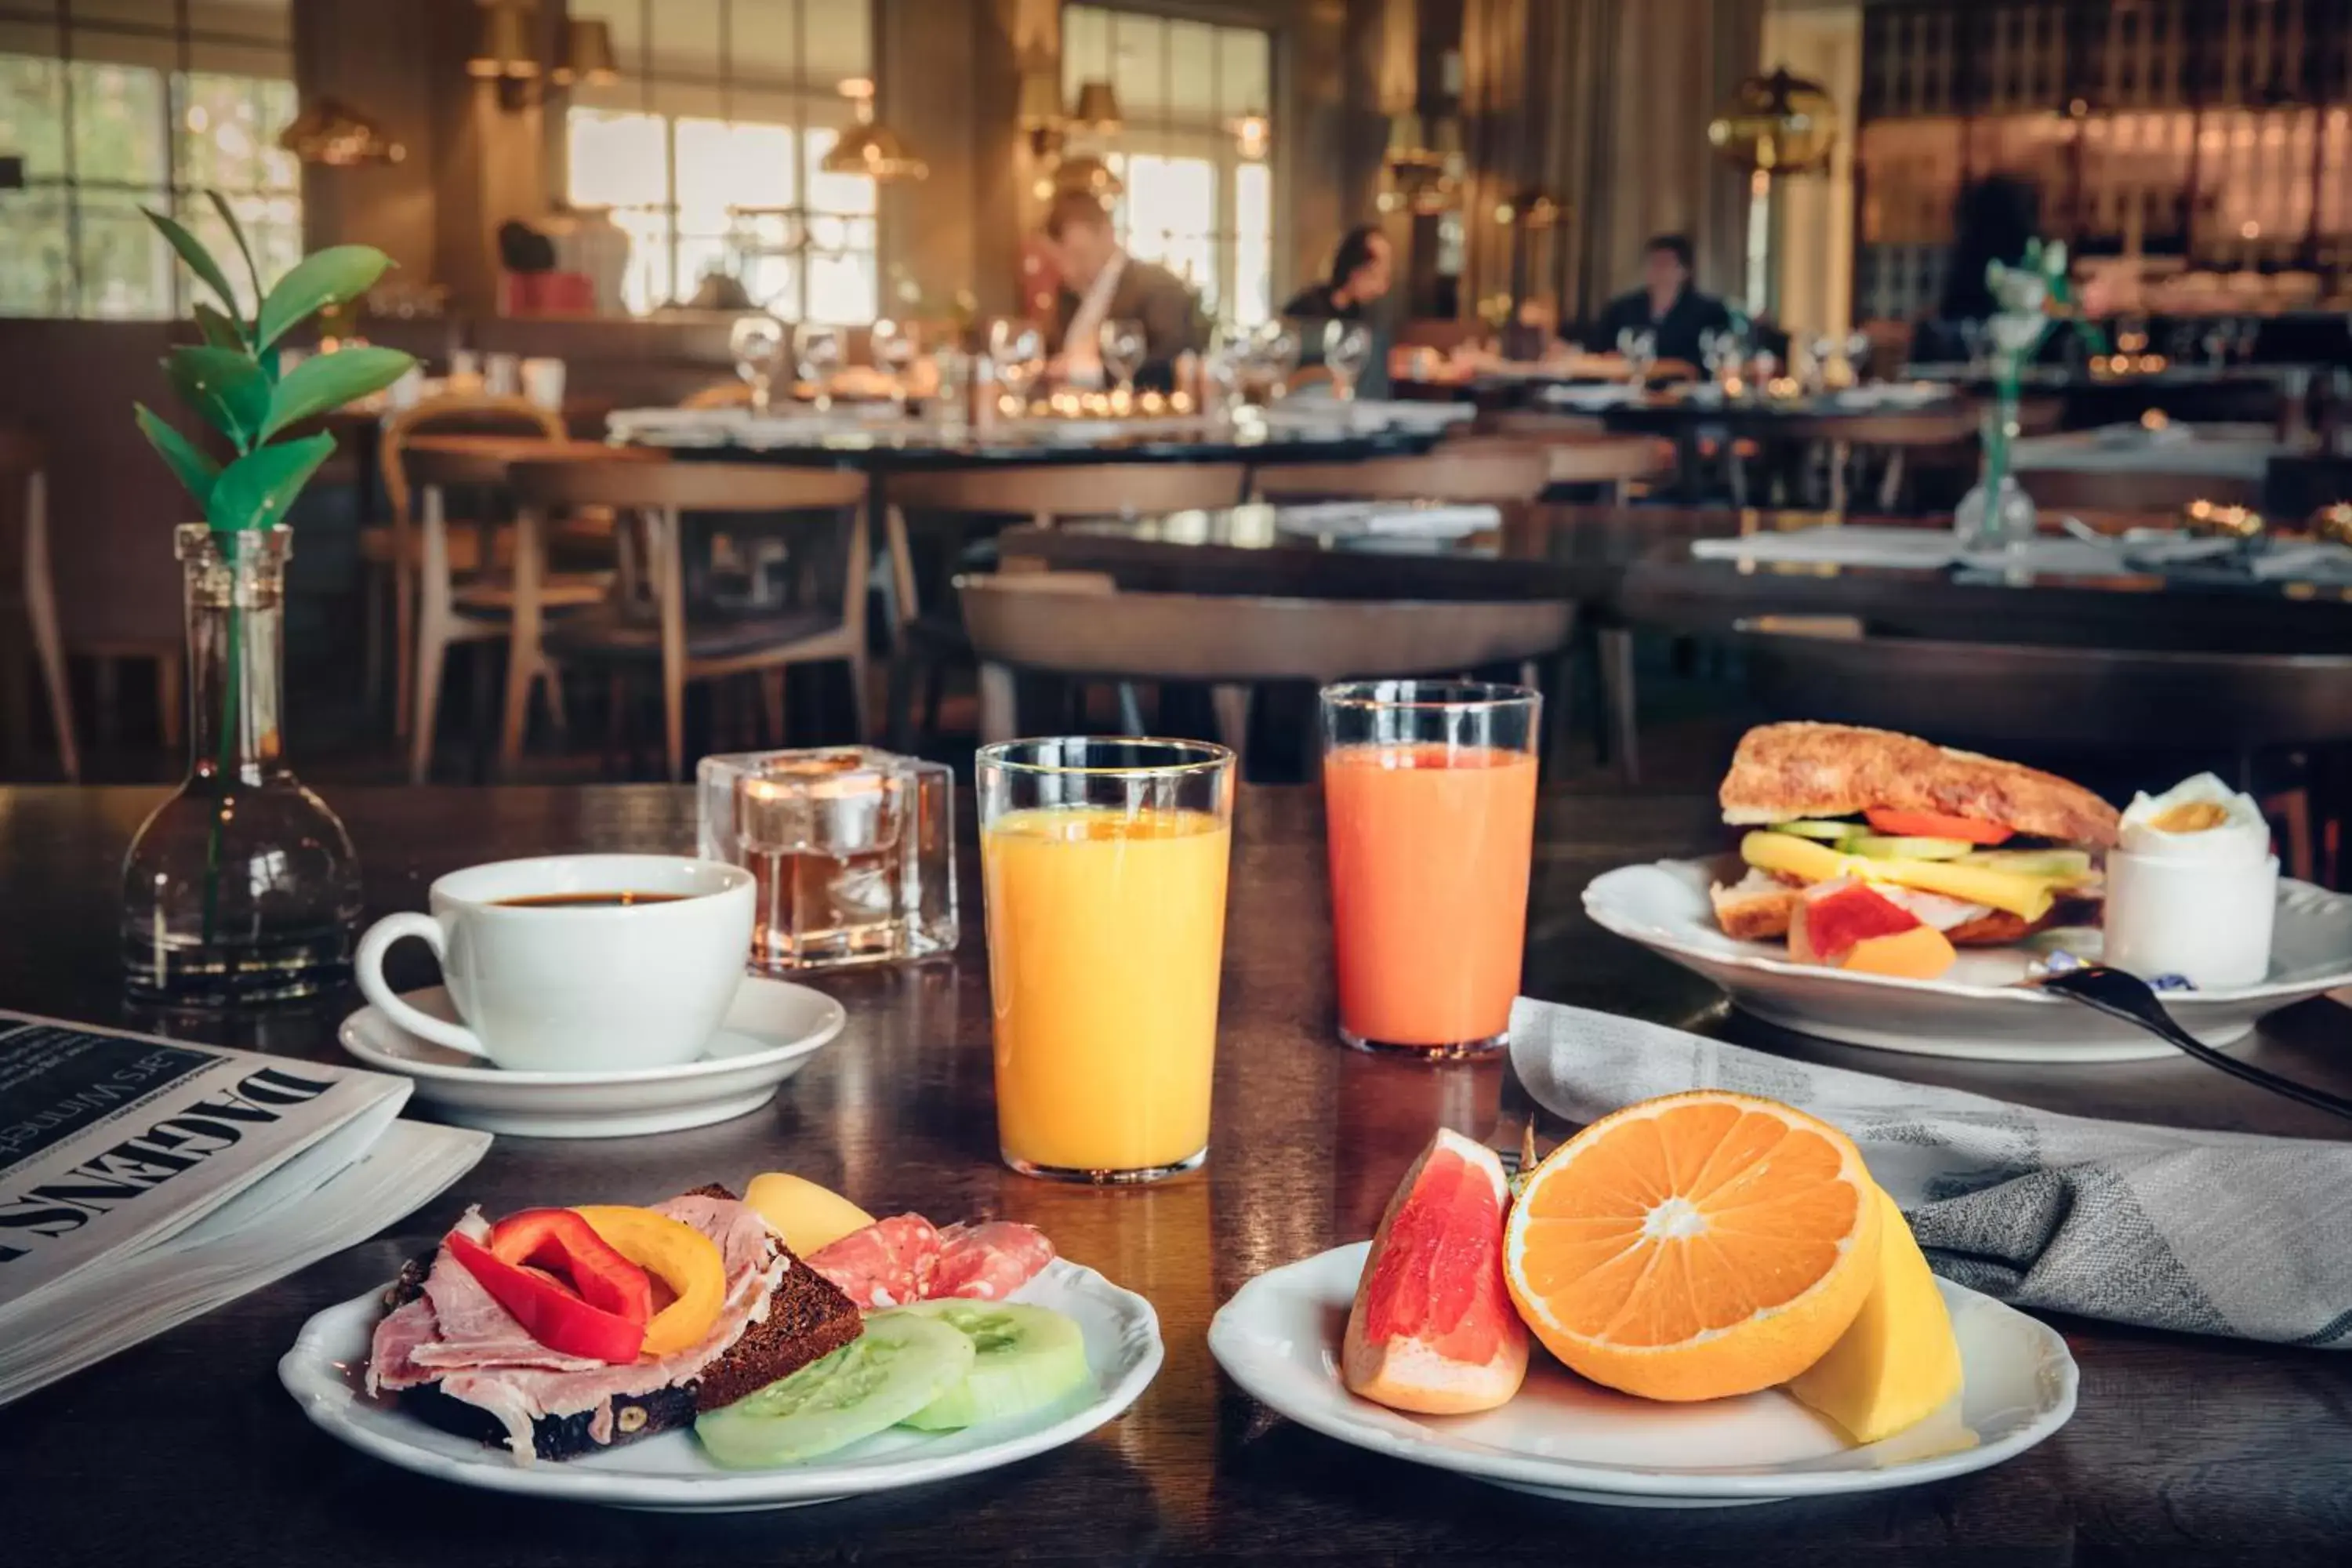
893, 1301, 1094, 1432
1769, 819, 1860, 841
695, 1312, 975, 1468
1957, 848, 2094, 879
1848, 834, 1973, 862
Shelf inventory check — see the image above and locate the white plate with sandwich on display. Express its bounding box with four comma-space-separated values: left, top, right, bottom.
1585, 724, 2352, 1062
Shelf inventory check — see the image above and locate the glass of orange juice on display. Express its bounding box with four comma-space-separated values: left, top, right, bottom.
1321, 681, 1541, 1058
977, 738, 1236, 1182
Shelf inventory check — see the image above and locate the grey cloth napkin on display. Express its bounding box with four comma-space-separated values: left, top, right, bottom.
1508, 999, 2352, 1348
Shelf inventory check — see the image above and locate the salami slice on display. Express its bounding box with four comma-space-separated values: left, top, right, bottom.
805, 1214, 943, 1310
932, 1221, 1057, 1302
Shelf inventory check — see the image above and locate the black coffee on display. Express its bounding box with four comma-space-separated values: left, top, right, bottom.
495, 891, 694, 909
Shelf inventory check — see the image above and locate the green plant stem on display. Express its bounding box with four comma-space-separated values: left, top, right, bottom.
199, 585, 242, 950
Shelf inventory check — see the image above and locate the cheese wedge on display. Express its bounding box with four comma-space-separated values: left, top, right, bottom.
1740, 832, 2057, 922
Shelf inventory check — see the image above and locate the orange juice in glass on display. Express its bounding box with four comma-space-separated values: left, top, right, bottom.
978, 738, 1236, 1181
1321, 681, 1541, 1057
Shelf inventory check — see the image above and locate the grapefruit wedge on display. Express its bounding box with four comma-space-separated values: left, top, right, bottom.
1343, 1127, 1529, 1415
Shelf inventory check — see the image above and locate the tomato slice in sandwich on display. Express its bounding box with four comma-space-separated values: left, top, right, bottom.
1863, 808, 2013, 846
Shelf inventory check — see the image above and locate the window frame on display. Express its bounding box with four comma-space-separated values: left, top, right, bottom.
0, 1, 300, 320
559, 0, 880, 322
1058, 2, 1278, 328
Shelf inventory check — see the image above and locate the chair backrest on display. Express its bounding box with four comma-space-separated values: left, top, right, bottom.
960, 573, 1576, 683
403, 434, 654, 491
507, 456, 867, 514
1251, 441, 1553, 504
0, 424, 39, 607
1798, 405, 1982, 448
2014, 465, 2264, 515
1737, 624, 2352, 750
383, 394, 566, 528
885, 462, 1247, 521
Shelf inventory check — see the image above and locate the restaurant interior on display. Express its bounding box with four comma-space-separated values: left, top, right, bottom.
6, 0, 2352, 1563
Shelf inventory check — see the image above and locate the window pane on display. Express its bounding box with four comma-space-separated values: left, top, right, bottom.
1167, 20, 1215, 118
677, 117, 796, 230
0, 192, 71, 316
1123, 154, 1214, 308
1218, 27, 1269, 118
0, 54, 65, 179
648, 0, 723, 79
1233, 161, 1272, 327
1061, 5, 1109, 96
807, 217, 875, 324
801, 0, 869, 85
731, 0, 803, 85
1110, 13, 1163, 119
614, 206, 671, 313
176, 72, 289, 193
568, 107, 667, 209
78, 186, 172, 318
71, 61, 169, 186
804, 127, 876, 216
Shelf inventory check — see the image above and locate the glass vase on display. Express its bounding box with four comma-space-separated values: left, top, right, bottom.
1955, 389, 2038, 555
122, 524, 362, 1007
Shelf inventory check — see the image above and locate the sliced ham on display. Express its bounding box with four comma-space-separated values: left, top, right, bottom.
1868, 884, 1993, 931
368, 1196, 789, 1462
808, 1214, 944, 1309
932, 1221, 1055, 1301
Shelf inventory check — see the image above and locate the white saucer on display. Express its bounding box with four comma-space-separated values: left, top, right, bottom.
1584, 857, 2352, 1062
279, 1258, 1163, 1512
1208, 1241, 2076, 1508
337, 977, 844, 1138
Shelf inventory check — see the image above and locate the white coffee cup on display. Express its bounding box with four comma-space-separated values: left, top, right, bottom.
354, 854, 755, 1072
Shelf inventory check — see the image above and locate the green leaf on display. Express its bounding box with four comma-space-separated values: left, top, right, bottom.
135, 403, 220, 507
206, 431, 337, 534
205, 189, 261, 307
143, 207, 241, 317
164, 346, 271, 451
258, 346, 414, 443
256, 245, 395, 350
193, 302, 245, 351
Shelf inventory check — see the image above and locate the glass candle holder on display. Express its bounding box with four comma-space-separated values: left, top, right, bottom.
696, 748, 957, 972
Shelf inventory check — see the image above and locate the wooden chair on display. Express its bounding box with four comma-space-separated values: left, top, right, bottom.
2015, 466, 2265, 517
1736, 622, 2352, 883
960, 572, 1577, 771
510, 459, 873, 782
400, 435, 649, 782
0, 427, 76, 779
1801, 405, 1983, 514
377, 394, 568, 735
1250, 441, 1554, 504
1468, 416, 1672, 501
880, 462, 1250, 748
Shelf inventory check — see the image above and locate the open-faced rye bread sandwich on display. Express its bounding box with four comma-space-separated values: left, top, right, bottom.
1709, 723, 2120, 965
366, 1184, 861, 1463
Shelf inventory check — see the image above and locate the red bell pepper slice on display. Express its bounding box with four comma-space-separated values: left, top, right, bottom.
1863, 807, 2014, 846
486, 1207, 654, 1325
446, 1229, 647, 1364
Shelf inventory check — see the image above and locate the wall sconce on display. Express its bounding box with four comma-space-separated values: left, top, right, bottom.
822, 78, 929, 183
279, 96, 407, 166
467, 2, 538, 82
1229, 107, 1270, 160
550, 20, 618, 89
1018, 67, 1066, 159
470, 3, 620, 109
1068, 80, 1123, 136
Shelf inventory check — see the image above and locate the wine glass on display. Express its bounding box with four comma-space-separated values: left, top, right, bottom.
869, 317, 919, 394
1323, 320, 1374, 403
1098, 318, 1146, 407
729, 314, 786, 415
1255, 321, 1301, 403
1624, 329, 1658, 388
989, 319, 1044, 413
1846, 330, 1874, 380
794, 322, 844, 412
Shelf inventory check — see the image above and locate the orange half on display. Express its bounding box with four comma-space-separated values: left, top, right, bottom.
1502, 1091, 1882, 1402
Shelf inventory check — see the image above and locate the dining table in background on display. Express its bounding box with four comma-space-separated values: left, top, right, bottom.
7, 781, 2352, 1565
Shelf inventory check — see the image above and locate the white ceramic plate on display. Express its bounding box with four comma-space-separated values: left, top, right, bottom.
337, 976, 844, 1137
1208, 1242, 2075, 1508
1584, 858, 2352, 1062
279, 1258, 1163, 1512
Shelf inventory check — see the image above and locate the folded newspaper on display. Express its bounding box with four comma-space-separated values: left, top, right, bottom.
0, 1010, 488, 1406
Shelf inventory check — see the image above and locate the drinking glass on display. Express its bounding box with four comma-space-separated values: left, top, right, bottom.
1621, 328, 1657, 387
1324, 320, 1374, 402
795, 321, 844, 412
1255, 321, 1301, 402
1320, 681, 1541, 1058
869, 316, 919, 393
730, 314, 786, 414
977, 737, 1236, 1182
989, 319, 1044, 413
1098, 318, 1146, 404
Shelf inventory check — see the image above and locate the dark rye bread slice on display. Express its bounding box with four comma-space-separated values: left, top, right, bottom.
388, 1184, 863, 1461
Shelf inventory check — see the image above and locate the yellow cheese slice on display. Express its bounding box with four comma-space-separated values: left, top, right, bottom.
1740, 831, 2057, 922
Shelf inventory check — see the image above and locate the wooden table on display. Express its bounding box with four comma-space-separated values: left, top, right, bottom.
9, 783, 2352, 1564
